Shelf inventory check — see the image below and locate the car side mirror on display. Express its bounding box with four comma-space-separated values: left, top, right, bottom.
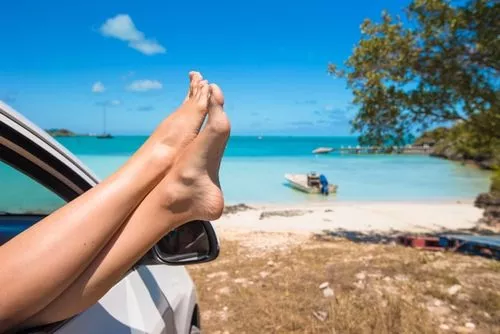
152, 220, 219, 265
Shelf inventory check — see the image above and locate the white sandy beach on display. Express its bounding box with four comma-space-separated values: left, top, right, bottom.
215, 201, 483, 236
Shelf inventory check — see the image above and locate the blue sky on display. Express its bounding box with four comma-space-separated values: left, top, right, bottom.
0, 0, 407, 136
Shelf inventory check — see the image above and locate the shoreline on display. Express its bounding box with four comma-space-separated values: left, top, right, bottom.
225, 198, 478, 209
216, 200, 483, 236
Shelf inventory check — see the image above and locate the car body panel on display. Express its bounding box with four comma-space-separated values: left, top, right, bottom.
1, 102, 198, 333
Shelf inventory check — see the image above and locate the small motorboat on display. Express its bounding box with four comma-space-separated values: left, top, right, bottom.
312, 147, 334, 154
284, 173, 338, 194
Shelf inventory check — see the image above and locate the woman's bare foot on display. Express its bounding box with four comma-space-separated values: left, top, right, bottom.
160, 83, 230, 224
132, 71, 211, 173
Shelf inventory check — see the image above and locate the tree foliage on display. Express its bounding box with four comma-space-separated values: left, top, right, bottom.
330, 0, 499, 146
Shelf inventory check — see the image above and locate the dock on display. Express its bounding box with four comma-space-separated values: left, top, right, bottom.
314, 145, 432, 155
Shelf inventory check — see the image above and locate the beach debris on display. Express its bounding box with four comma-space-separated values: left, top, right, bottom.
223, 203, 254, 215
267, 260, 276, 267
447, 284, 462, 296
259, 209, 312, 220
395, 274, 409, 282
312, 310, 328, 322
319, 282, 329, 290
259, 271, 270, 279
439, 324, 450, 331
207, 271, 229, 280
355, 272, 366, 280
454, 326, 475, 333
233, 278, 254, 287
353, 280, 365, 289
465, 322, 475, 329
322, 287, 335, 298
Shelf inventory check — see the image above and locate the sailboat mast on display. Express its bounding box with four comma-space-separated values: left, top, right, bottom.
102, 105, 107, 135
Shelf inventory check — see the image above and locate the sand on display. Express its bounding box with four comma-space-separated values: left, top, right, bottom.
215, 201, 483, 236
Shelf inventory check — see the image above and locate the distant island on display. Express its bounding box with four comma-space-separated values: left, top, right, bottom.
45, 128, 78, 137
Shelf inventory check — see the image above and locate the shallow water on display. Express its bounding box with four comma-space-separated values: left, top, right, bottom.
62, 136, 491, 204
1, 136, 491, 214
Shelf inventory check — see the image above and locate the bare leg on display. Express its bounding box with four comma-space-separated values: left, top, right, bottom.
0, 73, 210, 331
25, 84, 230, 327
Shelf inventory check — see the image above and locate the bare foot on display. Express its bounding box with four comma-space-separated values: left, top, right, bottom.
160, 83, 230, 223
133, 71, 211, 173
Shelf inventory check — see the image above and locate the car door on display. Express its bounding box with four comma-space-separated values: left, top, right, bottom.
1, 102, 183, 334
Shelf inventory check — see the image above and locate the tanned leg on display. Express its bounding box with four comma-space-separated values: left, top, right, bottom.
0, 72, 210, 331
24, 84, 230, 327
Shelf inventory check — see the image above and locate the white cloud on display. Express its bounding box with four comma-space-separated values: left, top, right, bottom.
110, 99, 121, 106
126, 79, 163, 92
324, 105, 334, 111
99, 14, 166, 55
92, 81, 105, 93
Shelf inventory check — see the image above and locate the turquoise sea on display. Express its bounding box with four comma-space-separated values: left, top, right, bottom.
57, 136, 491, 204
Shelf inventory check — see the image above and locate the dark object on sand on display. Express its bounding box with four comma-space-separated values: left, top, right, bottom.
223, 203, 254, 215
397, 235, 442, 251
398, 234, 500, 260
439, 234, 500, 260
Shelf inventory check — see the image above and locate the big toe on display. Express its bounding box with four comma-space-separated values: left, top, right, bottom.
184, 71, 203, 101
206, 84, 230, 136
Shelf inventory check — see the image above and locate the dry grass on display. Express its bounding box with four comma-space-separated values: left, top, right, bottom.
188, 233, 500, 334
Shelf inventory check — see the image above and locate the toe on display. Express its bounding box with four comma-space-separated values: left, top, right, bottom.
190, 75, 202, 98
185, 72, 200, 101
207, 84, 230, 136
194, 80, 210, 111
209, 84, 224, 107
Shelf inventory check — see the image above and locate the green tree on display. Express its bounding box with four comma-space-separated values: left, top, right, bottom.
330, 0, 499, 147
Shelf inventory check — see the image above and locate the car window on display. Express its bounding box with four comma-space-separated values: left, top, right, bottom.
0, 161, 66, 215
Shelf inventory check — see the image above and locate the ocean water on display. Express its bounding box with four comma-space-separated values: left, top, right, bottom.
57, 136, 491, 204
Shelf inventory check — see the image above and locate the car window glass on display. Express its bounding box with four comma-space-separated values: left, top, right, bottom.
0, 161, 66, 215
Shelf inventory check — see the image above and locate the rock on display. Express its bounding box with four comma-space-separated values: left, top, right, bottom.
465, 322, 475, 329
368, 273, 383, 279
395, 274, 409, 282
427, 305, 451, 316
233, 278, 253, 286
447, 284, 462, 296
475, 191, 500, 227
439, 324, 450, 331
259, 271, 270, 279
207, 271, 229, 279
434, 299, 443, 307
355, 272, 366, 280
312, 310, 328, 322
259, 209, 312, 220
319, 282, 329, 289
223, 203, 254, 215
353, 280, 365, 289
223, 306, 229, 312
383, 276, 392, 282
217, 287, 231, 295
267, 260, 276, 267
454, 326, 474, 333
322, 287, 335, 298
457, 293, 470, 301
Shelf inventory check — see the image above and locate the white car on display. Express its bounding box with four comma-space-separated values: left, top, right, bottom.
0, 101, 219, 334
